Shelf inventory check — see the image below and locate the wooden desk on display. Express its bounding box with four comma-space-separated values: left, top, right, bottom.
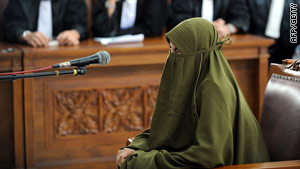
0, 43, 22, 72
13, 34, 273, 169
217, 160, 300, 169
0, 43, 24, 169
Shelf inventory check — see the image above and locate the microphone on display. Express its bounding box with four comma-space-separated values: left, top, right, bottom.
52, 51, 110, 68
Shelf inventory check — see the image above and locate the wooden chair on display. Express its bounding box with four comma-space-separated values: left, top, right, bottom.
260, 63, 300, 161
218, 60, 300, 168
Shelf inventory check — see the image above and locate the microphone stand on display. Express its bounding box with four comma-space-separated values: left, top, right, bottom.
0, 67, 87, 81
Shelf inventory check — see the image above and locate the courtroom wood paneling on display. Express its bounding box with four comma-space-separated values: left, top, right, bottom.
0, 43, 24, 168
0, 80, 14, 169
16, 35, 274, 169
24, 65, 163, 168
13, 79, 25, 169
228, 59, 259, 118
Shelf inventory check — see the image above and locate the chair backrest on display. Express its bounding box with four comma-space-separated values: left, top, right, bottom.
268, 60, 300, 79
260, 60, 300, 161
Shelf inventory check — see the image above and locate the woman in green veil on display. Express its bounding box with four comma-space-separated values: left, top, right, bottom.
116, 18, 270, 169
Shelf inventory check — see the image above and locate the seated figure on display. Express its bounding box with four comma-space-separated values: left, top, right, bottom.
116, 18, 270, 169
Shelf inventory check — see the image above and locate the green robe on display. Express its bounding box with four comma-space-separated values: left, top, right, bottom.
121, 18, 270, 169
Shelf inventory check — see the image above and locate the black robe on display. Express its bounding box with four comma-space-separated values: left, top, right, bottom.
247, 0, 300, 63
2, 0, 88, 43
168, 0, 250, 32
92, 0, 168, 37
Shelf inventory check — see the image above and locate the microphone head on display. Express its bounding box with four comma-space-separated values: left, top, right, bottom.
97, 51, 110, 65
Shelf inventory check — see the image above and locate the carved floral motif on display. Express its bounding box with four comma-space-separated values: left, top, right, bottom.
55, 90, 99, 136
102, 87, 143, 133
54, 86, 160, 136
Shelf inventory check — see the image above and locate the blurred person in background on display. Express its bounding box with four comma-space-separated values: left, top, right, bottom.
92, 0, 167, 37
2, 0, 88, 47
168, 0, 250, 38
247, 0, 300, 64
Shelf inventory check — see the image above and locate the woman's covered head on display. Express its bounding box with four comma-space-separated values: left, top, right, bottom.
166, 18, 219, 54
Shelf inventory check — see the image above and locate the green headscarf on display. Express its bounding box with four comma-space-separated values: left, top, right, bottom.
122, 18, 270, 169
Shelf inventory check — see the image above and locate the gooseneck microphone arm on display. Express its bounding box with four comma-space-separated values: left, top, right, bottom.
0, 67, 87, 81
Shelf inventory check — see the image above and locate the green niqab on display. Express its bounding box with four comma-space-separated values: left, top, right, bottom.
121, 18, 270, 169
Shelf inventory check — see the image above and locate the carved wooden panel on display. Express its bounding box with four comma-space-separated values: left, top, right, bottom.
145, 86, 159, 127
102, 87, 143, 133
55, 90, 99, 136
53, 86, 160, 136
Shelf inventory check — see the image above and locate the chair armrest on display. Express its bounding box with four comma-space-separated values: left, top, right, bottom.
282, 59, 297, 65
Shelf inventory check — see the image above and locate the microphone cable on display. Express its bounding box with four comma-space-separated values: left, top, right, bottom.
0, 66, 53, 76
